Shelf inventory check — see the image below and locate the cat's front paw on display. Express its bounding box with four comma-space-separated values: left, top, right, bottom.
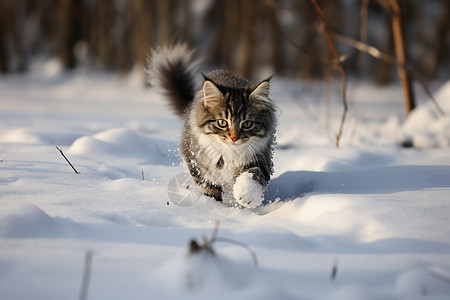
233, 172, 264, 208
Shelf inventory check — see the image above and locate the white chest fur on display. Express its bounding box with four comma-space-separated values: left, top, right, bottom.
188, 113, 270, 185
197, 133, 248, 185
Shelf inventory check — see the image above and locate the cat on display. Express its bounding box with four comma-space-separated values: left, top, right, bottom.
147, 44, 276, 208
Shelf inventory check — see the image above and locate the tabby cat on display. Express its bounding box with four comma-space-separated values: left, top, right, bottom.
147, 44, 276, 208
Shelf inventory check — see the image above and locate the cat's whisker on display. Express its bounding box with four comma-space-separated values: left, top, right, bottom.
246, 143, 259, 163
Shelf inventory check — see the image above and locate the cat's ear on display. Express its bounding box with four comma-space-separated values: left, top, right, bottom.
250, 75, 272, 100
202, 79, 223, 108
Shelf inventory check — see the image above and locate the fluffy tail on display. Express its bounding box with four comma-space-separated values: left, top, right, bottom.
146, 43, 197, 117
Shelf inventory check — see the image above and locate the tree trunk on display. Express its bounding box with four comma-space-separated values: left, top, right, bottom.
58, 0, 82, 69
390, 0, 415, 114
236, 0, 256, 77
376, 16, 394, 85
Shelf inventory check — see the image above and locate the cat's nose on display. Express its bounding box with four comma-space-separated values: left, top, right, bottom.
231, 137, 238, 142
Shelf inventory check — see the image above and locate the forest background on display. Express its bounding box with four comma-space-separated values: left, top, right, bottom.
1, 0, 449, 86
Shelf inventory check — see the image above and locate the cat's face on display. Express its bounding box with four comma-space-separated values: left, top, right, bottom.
195, 79, 275, 147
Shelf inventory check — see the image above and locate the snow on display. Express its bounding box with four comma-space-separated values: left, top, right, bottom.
1, 62, 450, 299
403, 81, 450, 148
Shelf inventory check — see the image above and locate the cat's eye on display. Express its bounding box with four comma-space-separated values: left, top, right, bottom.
217, 119, 228, 128
241, 120, 254, 130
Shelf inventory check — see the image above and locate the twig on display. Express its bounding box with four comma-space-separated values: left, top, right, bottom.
414, 76, 445, 116
56, 146, 80, 174
188, 220, 259, 266
309, 0, 348, 148
267, 0, 330, 68
429, 269, 450, 285
189, 221, 220, 256
356, 0, 370, 75
331, 32, 445, 116
79, 249, 93, 300
331, 258, 338, 280
141, 170, 145, 180
209, 220, 221, 243
332, 32, 395, 64
215, 237, 259, 267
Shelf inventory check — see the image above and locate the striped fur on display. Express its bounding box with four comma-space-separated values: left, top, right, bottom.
147, 45, 277, 206
146, 43, 197, 116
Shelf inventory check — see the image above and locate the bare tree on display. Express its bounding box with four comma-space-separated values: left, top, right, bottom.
387, 0, 415, 114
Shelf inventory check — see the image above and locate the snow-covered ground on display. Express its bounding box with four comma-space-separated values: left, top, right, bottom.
1, 61, 450, 300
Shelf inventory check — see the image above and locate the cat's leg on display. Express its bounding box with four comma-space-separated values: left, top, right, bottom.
201, 181, 223, 202
186, 155, 223, 202
233, 169, 267, 208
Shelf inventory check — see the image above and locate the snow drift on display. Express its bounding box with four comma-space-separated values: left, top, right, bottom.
0, 67, 449, 300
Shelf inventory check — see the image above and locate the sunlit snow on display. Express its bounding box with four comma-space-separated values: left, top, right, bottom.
1, 61, 450, 299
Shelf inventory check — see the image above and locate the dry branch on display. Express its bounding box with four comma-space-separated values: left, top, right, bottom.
332, 33, 395, 64
429, 268, 450, 285
188, 220, 220, 256
356, 0, 370, 75
188, 221, 258, 266
56, 146, 80, 174
331, 33, 445, 117
79, 249, 93, 300
215, 237, 259, 267
331, 258, 338, 280
309, 0, 348, 148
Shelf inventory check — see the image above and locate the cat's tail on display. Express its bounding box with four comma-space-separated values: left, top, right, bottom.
146, 43, 197, 117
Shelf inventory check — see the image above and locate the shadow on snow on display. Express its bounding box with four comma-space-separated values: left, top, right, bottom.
265, 165, 450, 202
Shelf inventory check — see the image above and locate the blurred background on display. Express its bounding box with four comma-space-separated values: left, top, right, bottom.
0, 0, 449, 84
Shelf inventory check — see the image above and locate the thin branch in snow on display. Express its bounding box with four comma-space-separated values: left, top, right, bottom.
410, 71, 445, 116
309, 0, 348, 148
429, 268, 450, 285
209, 220, 221, 243
189, 239, 215, 256
56, 146, 80, 174
189, 221, 220, 256
188, 220, 259, 266
215, 237, 259, 267
331, 258, 338, 280
422, 285, 428, 296
141, 170, 145, 180
79, 249, 93, 300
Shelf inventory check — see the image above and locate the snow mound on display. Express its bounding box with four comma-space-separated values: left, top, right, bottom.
2, 69, 450, 300
1, 128, 42, 144
29, 58, 64, 79
394, 268, 450, 298
328, 285, 370, 300
403, 80, 450, 148
1, 128, 83, 145
152, 246, 296, 300
0, 204, 75, 238
68, 127, 177, 165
